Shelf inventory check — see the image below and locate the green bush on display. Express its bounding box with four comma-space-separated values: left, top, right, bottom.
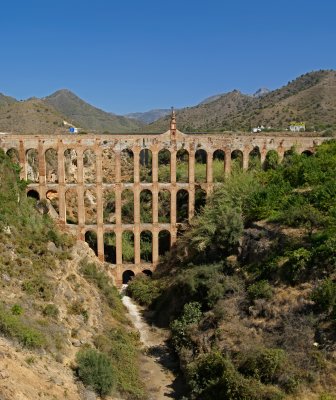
76, 348, 116, 396
311, 278, 336, 314
0, 304, 45, 348
11, 304, 23, 315
127, 275, 162, 306
248, 280, 273, 301
42, 304, 59, 319
238, 347, 286, 384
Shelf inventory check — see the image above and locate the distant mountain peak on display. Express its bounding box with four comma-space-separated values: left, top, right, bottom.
253, 87, 270, 98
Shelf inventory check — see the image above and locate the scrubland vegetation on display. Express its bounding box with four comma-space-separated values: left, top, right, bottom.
128, 140, 336, 399
0, 149, 145, 399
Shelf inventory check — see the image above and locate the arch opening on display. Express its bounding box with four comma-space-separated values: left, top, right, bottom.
83, 149, 96, 184
231, 150, 243, 172
140, 149, 152, 183
158, 190, 171, 223
158, 149, 171, 182
27, 189, 40, 200
301, 150, 313, 157
102, 146, 116, 183
195, 149, 207, 183
177, 189, 189, 223
176, 148, 189, 183
103, 190, 116, 224
195, 186, 207, 214
84, 189, 97, 225
140, 189, 152, 223
121, 189, 134, 224
85, 231, 97, 255
142, 270, 152, 277
26, 149, 39, 182
6, 148, 19, 164
45, 148, 58, 183
248, 147, 261, 170
140, 230, 152, 262
121, 149, 134, 183
65, 188, 78, 224
46, 190, 59, 215
159, 230, 171, 257
104, 232, 116, 264
264, 150, 279, 170
122, 230, 134, 264
122, 270, 135, 284
64, 149, 77, 183
213, 150, 225, 182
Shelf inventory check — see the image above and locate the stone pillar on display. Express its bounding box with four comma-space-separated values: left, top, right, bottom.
188, 187, 195, 221
152, 185, 158, 224
96, 149, 104, 261
243, 149, 249, 170
38, 140, 46, 188
188, 149, 195, 184
206, 151, 213, 183
277, 147, 284, 163
115, 151, 121, 183
134, 227, 140, 264
57, 142, 66, 223
170, 187, 177, 225
224, 150, 231, 175
19, 140, 26, 180
152, 228, 159, 264
152, 149, 158, 183
97, 225, 104, 262
260, 149, 267, 166
133, 149, 140, 184
170, 148, 177, 184
116, 228, 122, 265
76, 149, 85, 227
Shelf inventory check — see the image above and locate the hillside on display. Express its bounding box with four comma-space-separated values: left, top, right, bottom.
146, 70, 336, 132
127, 141, 336, 399
45, 90, 144, 133
0, 150, 145, 399
125, 108, 171, 124
0, 98, 68, 134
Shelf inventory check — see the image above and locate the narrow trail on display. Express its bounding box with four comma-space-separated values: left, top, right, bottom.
121, 286, 182, 400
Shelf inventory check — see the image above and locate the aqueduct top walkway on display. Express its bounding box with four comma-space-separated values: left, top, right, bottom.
0, 116, 330, 284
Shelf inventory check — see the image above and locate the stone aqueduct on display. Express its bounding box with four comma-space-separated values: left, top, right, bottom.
0, 118, 330, 284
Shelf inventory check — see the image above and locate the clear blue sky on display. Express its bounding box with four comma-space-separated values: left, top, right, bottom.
0, 0, 335, 114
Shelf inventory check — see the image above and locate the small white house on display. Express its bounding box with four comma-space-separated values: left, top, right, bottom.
289, 122, 305, 132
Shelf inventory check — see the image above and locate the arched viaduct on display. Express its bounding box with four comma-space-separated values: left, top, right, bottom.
0, 117, 330, 284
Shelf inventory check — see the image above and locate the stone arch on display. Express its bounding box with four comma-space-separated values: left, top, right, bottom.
26, 148, 39, 182
195, 148, 207, 183
6, 148, 19, 164
104, 231, 116, 264
176, 189, 189, 222
122, 270, 135, 284
231, 149, 243, 171
158, 189, 171, 223
83, 149, 96, 184
121, 149, 134, 183
65, 188, 78, 224
195, 186, 207, 214
142, 270, 153, 277
45, 148, 58, 183
27, 189, 40, 200
121, 189, 134, 224
102, 147, 116, 183
158, 148, 171, 182
140, 230, 152, 262
248, 146, 261, 170
103, 189, 116, 224
140, 189, 152, 223
122, 230, 134, 264
159, 230, 171, 257
140, 149, 152, 183
85, 230, 98, 255
46, 189, 59, 215
264, 150, 279, 170
301, 149, 313, 157
64, 149, 77, 183
283, 148, 296, 164
176, 148, 189, 182
213, 150, 225, 182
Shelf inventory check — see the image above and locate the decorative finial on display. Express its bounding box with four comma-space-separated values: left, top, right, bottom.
170, 106, 176, 134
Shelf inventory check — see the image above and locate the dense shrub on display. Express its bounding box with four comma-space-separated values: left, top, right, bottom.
311, 278, 336, 314
76, 348, 116, 396
42, 304, 59, 319
126, 274, 162, 306
248, 280, 273, 301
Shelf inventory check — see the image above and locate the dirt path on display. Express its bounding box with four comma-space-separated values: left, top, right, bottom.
121, 292, 183, 400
